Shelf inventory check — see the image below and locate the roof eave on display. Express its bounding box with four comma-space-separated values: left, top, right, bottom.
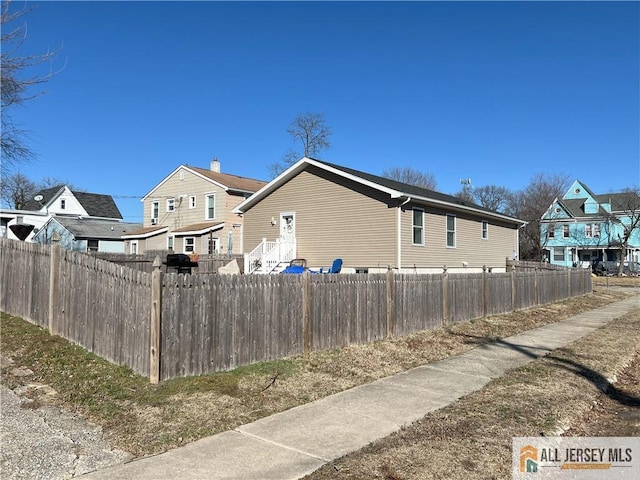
234, 157, 525, 226
172, 223, 225, 236
121, 226, 170, 239
406, 193, 525, 226
234, 157, 403, 213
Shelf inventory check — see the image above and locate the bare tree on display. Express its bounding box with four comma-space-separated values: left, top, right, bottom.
507, 173, 570, 260
381, 167, 437, 190
605, 188, 640, 275
0, 172, 82, 209
0, 172, 37, 208
38, 176, 82, 191
471, 185, 513, 213
1, 0, 59, 172
269, 112, 331, 177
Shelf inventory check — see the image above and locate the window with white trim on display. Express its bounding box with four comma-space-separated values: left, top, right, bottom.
130, 240, 138, 254
548, 224, 555, 238
184, 237, 195, 253
205, 194, 215, 220
482, 220, 488, 240
166, 198, 175, 212
412, 208, 424, 245
553, 248, 565, 262
152, 201, 159, 221
189, 196, 196, 209
446, 214, 456, 248
585, 223, 600, 238
562, 225, 569, 238
167, 235, 174, 251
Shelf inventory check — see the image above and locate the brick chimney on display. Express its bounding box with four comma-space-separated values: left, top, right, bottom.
210, 157, 220, 173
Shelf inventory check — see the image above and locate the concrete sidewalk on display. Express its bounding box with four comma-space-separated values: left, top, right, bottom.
79, 295, 640, 480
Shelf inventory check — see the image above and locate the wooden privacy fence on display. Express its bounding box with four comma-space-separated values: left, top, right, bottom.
0, 238, 592, 383
90, 251, 243, 274
1, 239, 152, 376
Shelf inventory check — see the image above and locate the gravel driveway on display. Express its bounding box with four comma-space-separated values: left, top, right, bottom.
1, 356, 130, 480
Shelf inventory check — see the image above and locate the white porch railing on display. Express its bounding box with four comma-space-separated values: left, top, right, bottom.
245, 238, 296, 274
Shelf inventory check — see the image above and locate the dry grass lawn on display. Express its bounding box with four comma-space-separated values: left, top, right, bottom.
1, 284, 638, 460
304, 309, 640, 480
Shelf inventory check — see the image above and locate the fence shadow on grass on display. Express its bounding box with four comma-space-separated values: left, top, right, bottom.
545, 354, 640, 408
449, 331, 640, 407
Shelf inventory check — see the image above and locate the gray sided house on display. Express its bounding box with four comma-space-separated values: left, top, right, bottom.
234, 158, 526, 274
123, 159, 267, 255
34, 217, 142, 253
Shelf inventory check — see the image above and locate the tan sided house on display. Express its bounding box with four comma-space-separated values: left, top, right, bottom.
123, 159, 267, 255
234, 158, 526, 274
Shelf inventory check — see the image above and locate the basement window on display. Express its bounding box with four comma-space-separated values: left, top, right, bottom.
87, 239, 99, 252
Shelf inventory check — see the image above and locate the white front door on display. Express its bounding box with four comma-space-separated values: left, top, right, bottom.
280, 212, 295, 241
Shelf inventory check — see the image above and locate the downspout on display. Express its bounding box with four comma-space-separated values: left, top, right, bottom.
397, 197, 411, 272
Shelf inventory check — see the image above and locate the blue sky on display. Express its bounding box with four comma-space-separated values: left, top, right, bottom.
6, 1, 639, 223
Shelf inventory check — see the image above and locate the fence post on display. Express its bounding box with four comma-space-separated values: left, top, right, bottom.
302, 270, 312, 356
567, 268, 571, 299
442, 266, 449, 326
48, 244, 61, 335
534, 267, 539, 306
511, 267, 516, 312
386, 269, 395, 337
482, 265, 488, 318
150, 256, 162, 384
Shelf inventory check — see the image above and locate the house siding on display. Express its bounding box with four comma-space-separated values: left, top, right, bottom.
401, 206, 517, 269
243, 167, 397, 269
143, 168, 228, 229
138, 167, 251, 254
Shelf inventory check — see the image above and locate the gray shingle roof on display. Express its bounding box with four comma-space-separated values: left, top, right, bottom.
22, 186, 123, 219
313, 159, 499, 215
72, 191, 122, 219
53, 218, 141, 240
22, 186, 64, 211
558, 191, 640, 218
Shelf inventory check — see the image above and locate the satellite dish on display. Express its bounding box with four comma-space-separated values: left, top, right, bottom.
34, 195, 43, 202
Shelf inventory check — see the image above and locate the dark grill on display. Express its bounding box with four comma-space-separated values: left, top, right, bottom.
164, 254, 199, 274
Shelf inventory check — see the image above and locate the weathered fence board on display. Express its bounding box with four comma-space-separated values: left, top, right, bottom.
0, 240, 50, 327
394, 274, 442, 335
487, 272, 512, 315
448, 273, 484, 324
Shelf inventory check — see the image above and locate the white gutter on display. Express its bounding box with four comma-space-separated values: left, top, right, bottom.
397, 197, 411, 271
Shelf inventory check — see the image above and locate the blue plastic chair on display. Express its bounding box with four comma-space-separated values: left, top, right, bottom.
319, 258, 343, 274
